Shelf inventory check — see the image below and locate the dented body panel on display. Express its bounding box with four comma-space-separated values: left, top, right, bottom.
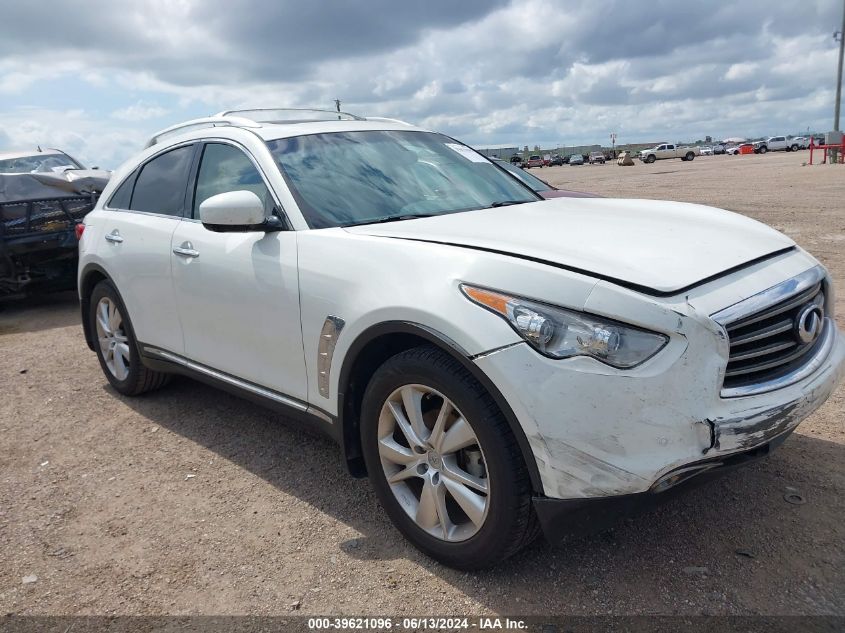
475, 250, 845, 499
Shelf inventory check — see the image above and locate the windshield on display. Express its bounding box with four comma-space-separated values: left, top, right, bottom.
495, 160, 552, 192
0, 152, 83, 174
267, 130, 539, 228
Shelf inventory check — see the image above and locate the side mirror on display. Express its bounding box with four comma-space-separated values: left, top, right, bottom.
199, 190, 280, 232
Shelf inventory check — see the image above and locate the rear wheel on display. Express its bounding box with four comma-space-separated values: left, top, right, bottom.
360, 345, 538, 569
89, 280, 170, 396
684, 152, 695, 161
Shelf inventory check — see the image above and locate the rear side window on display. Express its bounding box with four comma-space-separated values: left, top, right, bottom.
108, 173, 134, 209
192, 143, 273, 218
129, 145, 194, 216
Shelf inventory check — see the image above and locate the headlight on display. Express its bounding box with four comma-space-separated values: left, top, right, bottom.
461, 284, 668, 368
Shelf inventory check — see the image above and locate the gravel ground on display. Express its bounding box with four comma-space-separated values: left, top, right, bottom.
0, 151, 843, 616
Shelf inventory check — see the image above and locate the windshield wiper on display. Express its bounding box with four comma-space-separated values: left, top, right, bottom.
347, 213, 436, 227
490, 200, 530, 208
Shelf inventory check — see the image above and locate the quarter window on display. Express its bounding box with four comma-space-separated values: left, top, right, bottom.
193, 143, 273, 218
129, 145, 194, 216
108, 173, 135, 209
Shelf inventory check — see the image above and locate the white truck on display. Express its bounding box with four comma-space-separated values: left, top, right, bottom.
754, 136, 802, 153
638, 143, 700, 163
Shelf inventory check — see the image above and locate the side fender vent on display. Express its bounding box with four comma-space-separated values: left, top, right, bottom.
317, 316, 345, 398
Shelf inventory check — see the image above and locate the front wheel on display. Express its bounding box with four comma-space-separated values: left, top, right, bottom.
790, 144, 798, 152
645, 154, 656, 163
89, 280, 170, 396
360, 346, 538, 569
758, 145, 767, 154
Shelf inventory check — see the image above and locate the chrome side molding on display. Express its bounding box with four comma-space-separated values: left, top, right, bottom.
143, 346, 333, 423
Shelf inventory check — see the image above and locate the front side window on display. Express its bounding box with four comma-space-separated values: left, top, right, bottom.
129, 145, 194, 216
267, 131, 538, 228
193, 143, 273, 218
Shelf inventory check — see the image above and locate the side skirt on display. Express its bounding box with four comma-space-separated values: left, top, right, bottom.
139, 345, 339, 443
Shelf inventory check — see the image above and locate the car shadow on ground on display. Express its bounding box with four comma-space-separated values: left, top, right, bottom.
116, 373, 845, 614
0, 291, 79, 334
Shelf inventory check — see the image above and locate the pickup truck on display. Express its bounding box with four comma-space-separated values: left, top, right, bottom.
754, 136, 802, 153
638, 144, 700, 163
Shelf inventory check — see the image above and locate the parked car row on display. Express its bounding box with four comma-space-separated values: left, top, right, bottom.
518, 152, 608, 168
718, 136, 824, 156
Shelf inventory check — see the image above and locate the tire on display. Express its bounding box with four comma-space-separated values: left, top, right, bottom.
758, 145, 767, 154
645, 154, 656, 164
89, 280, 170, 396
790, 144, 798, 152
360, 345, 539, 569
684, 152, 695, 161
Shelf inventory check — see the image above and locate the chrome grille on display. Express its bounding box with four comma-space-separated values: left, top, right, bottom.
722, 282, 825, 390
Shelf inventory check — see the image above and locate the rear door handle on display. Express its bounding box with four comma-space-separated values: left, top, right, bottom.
173, 241, 199, 258
105, 230, 123, 243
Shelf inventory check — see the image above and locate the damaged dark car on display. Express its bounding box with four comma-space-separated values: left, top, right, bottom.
0, 149, 110, 298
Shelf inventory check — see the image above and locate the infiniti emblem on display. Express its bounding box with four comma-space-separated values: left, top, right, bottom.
795, 303, 824, 345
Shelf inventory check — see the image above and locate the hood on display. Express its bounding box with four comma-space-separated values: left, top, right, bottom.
0, 169, 111, 203
345, 198, 795, 295
540, 189, 602, 199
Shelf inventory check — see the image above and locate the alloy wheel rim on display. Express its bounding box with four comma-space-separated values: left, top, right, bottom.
95, 297, 130, 381
377, 384, 490, 542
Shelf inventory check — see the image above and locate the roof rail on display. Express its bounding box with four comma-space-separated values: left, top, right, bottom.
364, 116, 413, 126
144, 116, 261, 148
215, 108, 365, 123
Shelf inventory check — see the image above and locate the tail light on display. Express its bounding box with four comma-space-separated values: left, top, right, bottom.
75, 223, 85, 240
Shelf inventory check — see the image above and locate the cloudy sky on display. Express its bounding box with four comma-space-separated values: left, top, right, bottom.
0, 0, 842, 168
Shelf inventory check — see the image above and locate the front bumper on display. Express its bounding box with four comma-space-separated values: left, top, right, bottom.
474, 316, 845, 502
532, 430, 792, 544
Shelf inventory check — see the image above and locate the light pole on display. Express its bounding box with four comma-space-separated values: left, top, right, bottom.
610, 132, 617, 158
835, 0, 845, 131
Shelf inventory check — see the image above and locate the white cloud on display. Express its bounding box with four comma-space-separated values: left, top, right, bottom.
0, 0, 840, 165
725, 62, 758, 81
111, 102, 170, 121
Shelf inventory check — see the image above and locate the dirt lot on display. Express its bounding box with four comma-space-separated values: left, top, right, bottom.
1, 152, 843, 616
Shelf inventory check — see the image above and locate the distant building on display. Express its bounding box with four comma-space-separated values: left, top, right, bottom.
475, 147, 520, 159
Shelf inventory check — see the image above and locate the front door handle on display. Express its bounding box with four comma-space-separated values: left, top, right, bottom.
173, 241, 200, 258
105, 230, 123, 243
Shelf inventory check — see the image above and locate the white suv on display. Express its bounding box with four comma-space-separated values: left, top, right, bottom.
78, 109, 845, 569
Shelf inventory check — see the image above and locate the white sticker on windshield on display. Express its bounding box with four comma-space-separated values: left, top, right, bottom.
444, 143, 488, 163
